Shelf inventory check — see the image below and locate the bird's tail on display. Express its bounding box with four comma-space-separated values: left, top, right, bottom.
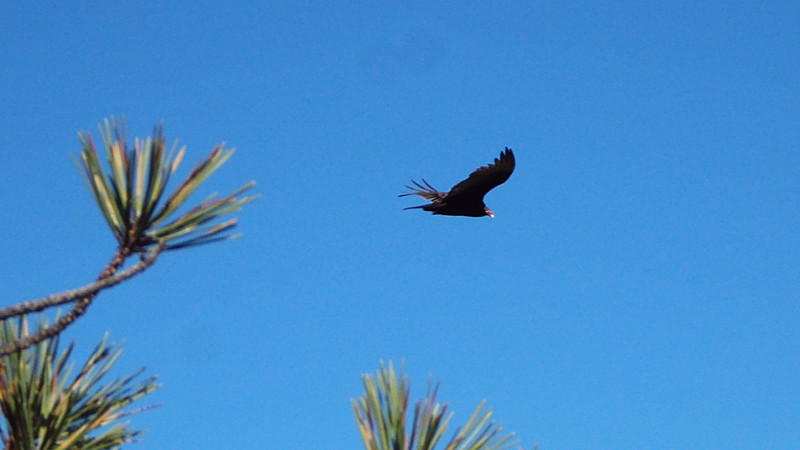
398, 179, 445, 201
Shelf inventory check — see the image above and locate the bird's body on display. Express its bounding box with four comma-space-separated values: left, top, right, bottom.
400, 148, 515, 218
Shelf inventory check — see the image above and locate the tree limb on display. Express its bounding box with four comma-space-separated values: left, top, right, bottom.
0, 243, 164, 357
0, 244, 162, 321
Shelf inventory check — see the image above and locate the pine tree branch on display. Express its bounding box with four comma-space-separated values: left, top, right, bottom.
0, 243, 164, 357
0, 245, 162, 321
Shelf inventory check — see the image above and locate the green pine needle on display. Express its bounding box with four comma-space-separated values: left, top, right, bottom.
0, 317, 159, 448
352, 362, 519, 450
74, 118, 256, 252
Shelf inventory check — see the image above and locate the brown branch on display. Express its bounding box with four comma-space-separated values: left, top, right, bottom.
0, 242, 164, 357
0, 245, 163, 321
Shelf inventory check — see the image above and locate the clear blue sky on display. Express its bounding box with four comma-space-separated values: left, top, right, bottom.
1, 1, 798, 448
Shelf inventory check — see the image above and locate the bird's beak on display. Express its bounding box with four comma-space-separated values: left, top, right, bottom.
487, 210, 495, 218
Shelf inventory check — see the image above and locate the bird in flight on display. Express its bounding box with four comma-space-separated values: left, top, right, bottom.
400, 148, 515, 218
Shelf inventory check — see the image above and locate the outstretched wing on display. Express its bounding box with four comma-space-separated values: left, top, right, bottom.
445, 148, 515, 200
398, 179, 447, 202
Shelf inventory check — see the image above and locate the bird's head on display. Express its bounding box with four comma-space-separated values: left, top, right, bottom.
484, 207, 495, 218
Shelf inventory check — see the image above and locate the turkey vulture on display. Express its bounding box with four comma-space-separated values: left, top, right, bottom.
400, 148, 515, 218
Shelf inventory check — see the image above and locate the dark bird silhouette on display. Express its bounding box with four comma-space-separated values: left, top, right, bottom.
400, 148, 515, 218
